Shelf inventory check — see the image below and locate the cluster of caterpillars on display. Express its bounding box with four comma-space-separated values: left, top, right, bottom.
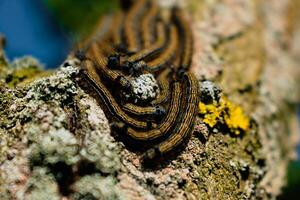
75, 0, 200, 160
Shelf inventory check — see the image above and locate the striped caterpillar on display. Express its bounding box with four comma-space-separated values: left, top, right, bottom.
172, 8, 193, 73
128, 22, 166, 63
124, 0, 147, 53
141, 0, 159, 48
145, 24, 179, 72
75, 0, 199, 162
81, 60, 157, 130
122, 103, 166, 121
126, 82, 182, 141
144, 73, 199, 160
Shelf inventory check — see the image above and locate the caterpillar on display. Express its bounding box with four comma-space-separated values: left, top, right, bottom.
122, 103, 166, 121
126, 82, 182, 141
146, 24, 179, 72
128, 21, 166, 63
75, 0, 198, 162
172, 8, 193, 72
144, 73, 199, 159
124, 0, 147, 53
110, 11, 124, 47
141, 0, 159, 48
86, 42, 131, 90
150, 68, 172, 105
81, 60, 157, 130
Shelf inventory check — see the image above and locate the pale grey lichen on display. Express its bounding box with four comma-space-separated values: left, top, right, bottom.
199, 80, 221, 104
23, 104, 68, 142
20, 65, 120, 170
29, 128, 80, 165
10, 56, 44, 69
0, 141, 30, 200
17, 84, 74, 170
71, 174, 125, 200
79, 97, 111, 135
18, 167, 60, 200
130, 73, 159, 103
0, 129, 10, 163
79, 97, 121, 173
80, 130, 121, 173
0, 60, 121, 198
24, 65, 78, 104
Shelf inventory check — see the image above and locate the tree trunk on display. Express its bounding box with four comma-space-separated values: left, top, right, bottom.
0, 0, 299, 199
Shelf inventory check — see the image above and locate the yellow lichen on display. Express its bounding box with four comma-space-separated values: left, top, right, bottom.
222, 99, 250, 135
198, 97, 250, 135
199, 102, 221, 127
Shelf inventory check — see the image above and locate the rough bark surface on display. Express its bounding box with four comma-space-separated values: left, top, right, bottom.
0, 0, 299, 199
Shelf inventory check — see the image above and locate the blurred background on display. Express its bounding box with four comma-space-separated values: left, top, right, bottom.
0, 0, 117, 68
278, 107, 300, 199
0, 0, 299, 199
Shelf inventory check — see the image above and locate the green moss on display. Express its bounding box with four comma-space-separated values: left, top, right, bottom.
0, 84, 18, 163
0, 59, 7, 74
3, 56, 48, 87
5, 66, 42, 87
183, 123, 263, 199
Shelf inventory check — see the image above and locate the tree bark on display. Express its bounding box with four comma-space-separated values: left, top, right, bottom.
0, 0, 299, 199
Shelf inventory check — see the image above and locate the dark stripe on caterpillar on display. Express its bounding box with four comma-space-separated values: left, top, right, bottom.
122, 103, 166, 121
124, 0, 147, 53
172, 8, 193, 72
144, 72, 199, 159
81, 60, 157, 130
86, 43, 131, 91
150, 68, 171, 105
126, 82, 182, 141
141, 0, 159, 48
110, 11, 124, 47
145, 24, 179, 72
128, 21, 166, 63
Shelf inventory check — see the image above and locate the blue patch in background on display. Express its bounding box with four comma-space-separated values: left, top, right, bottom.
0, 0, 71, 68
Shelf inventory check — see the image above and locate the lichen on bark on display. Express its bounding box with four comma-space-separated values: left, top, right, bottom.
0, 0, 300, 199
